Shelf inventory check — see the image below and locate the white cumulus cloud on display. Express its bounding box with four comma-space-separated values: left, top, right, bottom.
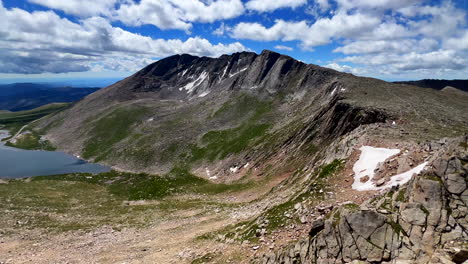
0, 2, 247, 74
231, 12, 380, 47
246, 0, 307, 12
28, 0, 118, 17
29, 0, 245, 32
274, 45, 293, 51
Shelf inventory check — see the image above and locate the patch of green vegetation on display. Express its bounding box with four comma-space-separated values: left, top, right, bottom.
396, 189, 407, 202
195, 232, 215, 241
318, 159, 344, 179
262, 197, 299, 230
191, 253, 219, 264
0, 177, 161, 233
369, 196, 382, 205
446, 205, 452, 216
379, 198, 392, 211
193, 181, 252, 195
388, 220, 408, 237
5, 130, 56, 150
459, 141, 468, 150
211, 93, 272, 121
189, 123, 271, 162
160, 142, 180, 162
82, 106, 149, 161
185, 94, 278, 163
424, 174, 443, 184
156, 198, 216, 212
419, 205, 430, 215
332, 210, 341, 227
343, 203, 360, 211
170, 166, 254, 195
36, 169, 200, 200
302, 143, 318, 155
36, 167, 255, 200
121, 133, 163, 166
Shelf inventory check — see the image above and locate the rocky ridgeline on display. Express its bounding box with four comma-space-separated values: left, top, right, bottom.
261, 137, 468, 264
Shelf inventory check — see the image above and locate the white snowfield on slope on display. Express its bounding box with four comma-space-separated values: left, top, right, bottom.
352, 146, 428, 191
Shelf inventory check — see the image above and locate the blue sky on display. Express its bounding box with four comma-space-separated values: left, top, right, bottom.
0, 0, 467, 83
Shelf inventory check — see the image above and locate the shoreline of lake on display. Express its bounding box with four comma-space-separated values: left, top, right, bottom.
0, 129, 110, 179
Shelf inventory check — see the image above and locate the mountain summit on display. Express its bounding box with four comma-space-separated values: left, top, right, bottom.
90, 50, 341, 101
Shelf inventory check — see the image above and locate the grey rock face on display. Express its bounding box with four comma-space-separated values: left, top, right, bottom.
400, 203, 427, 226
261, 137, 468, 264
445, 173, 466, 195
345, 211, 386, 239
309, 218, 324, 238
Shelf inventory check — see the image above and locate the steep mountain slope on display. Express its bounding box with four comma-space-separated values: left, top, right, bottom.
35, 50, 467, 178
0, 83, 99, 111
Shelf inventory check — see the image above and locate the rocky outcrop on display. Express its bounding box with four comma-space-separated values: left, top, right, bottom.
262, 137, 468, 264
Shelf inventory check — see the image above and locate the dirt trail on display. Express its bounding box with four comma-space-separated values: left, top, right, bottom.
1, 213, 231, 264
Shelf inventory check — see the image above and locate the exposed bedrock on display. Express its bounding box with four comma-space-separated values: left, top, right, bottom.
261, 137, 468, 264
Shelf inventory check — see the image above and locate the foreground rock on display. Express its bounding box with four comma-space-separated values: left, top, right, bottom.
262, 137, 468, 264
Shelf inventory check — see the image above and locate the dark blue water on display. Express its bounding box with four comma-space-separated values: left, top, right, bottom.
0, 130, 110, 178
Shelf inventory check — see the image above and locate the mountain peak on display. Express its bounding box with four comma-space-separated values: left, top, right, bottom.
120, 50, 329, 99
137, 53, 199, 77
260, 49, 279, 56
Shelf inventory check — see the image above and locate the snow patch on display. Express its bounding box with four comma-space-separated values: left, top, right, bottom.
352, 146, 428, 191
243, 162, 250, 169
229, 67, 248, 78
147, 117, 154, 122
331, 87, 337, 96
219, 64, 229, 80
230, 166, 239, 173
385, 162, 428, 188
352, 146, 400, 191
198, 91, 210, 98
179, 71, 208, 93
